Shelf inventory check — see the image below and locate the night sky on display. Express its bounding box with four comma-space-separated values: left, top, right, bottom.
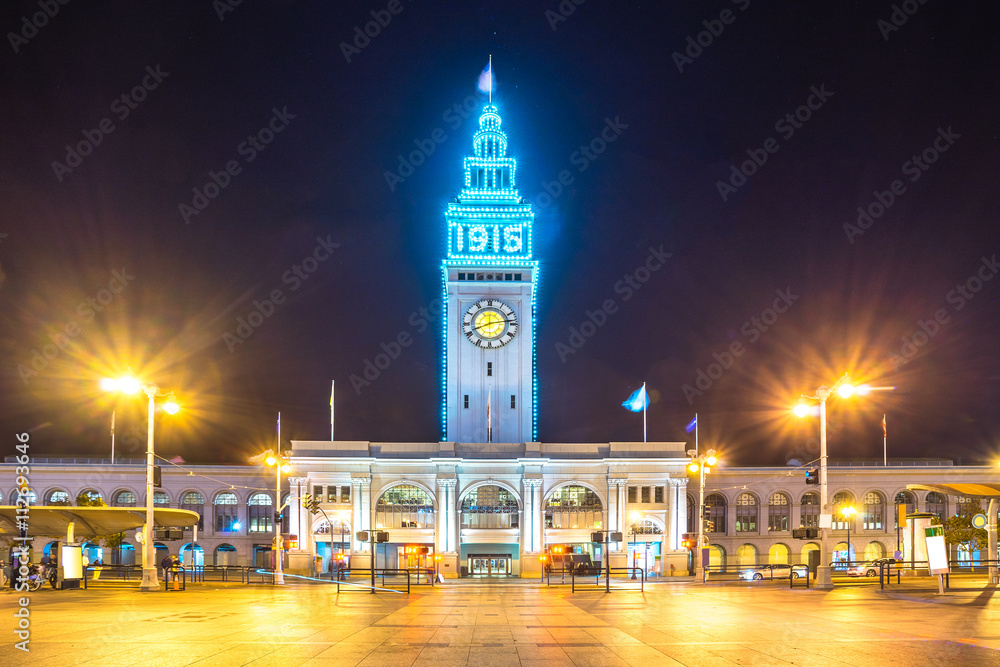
2, 1, 998, 467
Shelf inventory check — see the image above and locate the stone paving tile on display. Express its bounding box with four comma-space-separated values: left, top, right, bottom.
606, 643, 686, 666
356, 645, 423, 666
561, 645, 630, 666
466, 645, 520, 666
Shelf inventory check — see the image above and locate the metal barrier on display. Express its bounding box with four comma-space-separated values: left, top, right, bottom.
82, 564, 143, 588
335, 568, 416, 594
570, 567, 643, 593
247, 567, 274, 584
164, 565, 186, 591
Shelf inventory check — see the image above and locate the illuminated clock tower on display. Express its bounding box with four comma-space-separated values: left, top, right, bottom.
443, 103, 537, 443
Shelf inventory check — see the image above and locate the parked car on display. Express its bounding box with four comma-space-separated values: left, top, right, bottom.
739, 564, 809, 581
847, 558, 895, 577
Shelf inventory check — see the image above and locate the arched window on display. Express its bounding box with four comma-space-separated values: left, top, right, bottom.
705, 493, 726, 534
113, 490, 136, 507
248, 492, 273, 533
800, 492, 819, 528
461, 485, 519, 529
181, 491, 204, 530
544, 485, 603, 529
47, 490, 71, 505
894, 491, 916, 529
631, 517, 663, 535
768, 493, 790, 532
78, 489, 103, 505
214, 492, 239, 533
864, 541, 886, 561
154, 491, 169, 506
735, 493, 758, 533
314, 517, 350, 549
832, 492, 856, 530
863, 491, 885, 530
375, 484, 435, 529
12, 489, 36, 505
925, 492, 946, 519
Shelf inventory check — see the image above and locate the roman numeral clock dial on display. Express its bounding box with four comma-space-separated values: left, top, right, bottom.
462, 299, 518, 349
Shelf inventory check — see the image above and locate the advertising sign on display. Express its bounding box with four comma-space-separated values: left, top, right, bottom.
925, 526, 949, 575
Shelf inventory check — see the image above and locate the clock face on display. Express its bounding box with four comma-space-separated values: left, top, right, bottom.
463, 299, 518, 348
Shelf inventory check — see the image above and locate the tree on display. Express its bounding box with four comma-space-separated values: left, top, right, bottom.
943, 500, 987, 557
74, 492, 122, 559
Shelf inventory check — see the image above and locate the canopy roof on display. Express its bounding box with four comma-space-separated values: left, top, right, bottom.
0, 506, 200, 537
907, 483, 1000, 498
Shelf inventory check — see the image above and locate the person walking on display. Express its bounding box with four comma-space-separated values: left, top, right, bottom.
160, 555, 173, 584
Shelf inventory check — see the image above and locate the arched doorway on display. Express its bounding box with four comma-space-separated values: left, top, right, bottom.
180, 543, 205, 567
708, 545, 726, 571
768, 543, 790, 565
736, 544, 757, 566
864, 541, 885, 561
215, 544, 237, 566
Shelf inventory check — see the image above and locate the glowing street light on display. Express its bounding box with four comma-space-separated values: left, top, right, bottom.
794, 372, 864, 589
687, 447, 719, 582
103, 375, 181, 592
630, 510, 643, 580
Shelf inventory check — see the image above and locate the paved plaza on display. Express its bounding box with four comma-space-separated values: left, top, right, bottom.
3, 577, 1000, 666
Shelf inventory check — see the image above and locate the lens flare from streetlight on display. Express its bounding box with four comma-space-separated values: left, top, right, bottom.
688, 462, 699, 473
793, 402, 810, 418
280, 463, 291, 473
855, 384, 872, 396
706, 455, 717, 466
162, 399, 180, 415
265, 454, 277, 466
837, 383, 855, 398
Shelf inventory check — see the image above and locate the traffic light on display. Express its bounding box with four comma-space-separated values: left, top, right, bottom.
681, 538, 695, 549
792, 527, 819, 539
375, 530, 389, 543
301, 494, 321, 514
805, 469, 819, 485
591, 532, 604, 543
153, 465, 162, 488
702, 505, 712, 519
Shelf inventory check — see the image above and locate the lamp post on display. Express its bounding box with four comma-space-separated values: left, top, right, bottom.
687, 448, 718, 581
794, 373, 867, 589
263, 449, 291, 585
842, 505, 856, 569
101, 376, 180, 592
337, 510, 349, 580
630, 510, 642, 579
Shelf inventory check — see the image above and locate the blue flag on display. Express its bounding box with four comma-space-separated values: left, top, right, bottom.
685, 415, 697, 433
621, 385, 649, 412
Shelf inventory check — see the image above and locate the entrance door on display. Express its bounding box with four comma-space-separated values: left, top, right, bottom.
468, 554, 510, 575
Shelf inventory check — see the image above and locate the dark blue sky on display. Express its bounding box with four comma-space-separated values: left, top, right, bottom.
2, 1, 998, 465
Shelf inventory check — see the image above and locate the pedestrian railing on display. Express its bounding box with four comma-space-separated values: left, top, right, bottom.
569, 567, 644, 593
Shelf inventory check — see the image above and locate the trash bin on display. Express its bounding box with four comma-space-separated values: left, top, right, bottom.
460, 566, 468, 577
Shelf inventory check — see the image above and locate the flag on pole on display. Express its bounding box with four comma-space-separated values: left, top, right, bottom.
882, 414, 887, 438
330, 380, 335, 440
621, 385, 649, 412
685, 415, 698, 433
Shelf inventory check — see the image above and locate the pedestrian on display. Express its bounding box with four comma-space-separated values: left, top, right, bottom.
160, 555, 173, 583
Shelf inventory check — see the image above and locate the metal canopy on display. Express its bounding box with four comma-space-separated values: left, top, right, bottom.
0, 506, 200, 538
907, 483, 1000, 497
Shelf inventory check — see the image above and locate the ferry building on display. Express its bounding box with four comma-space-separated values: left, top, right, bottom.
286, 101, 693, 578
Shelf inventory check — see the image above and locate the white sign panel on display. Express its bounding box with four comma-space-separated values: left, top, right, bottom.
926, 535, 949, 575
819, 514, 833, 529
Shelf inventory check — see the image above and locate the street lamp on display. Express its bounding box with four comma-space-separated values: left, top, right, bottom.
687, 448, 718, 581
842, 505, 857, 569
630, 510, 642, 579
263, 449, 292, 585
794, 372, 863, 589
337, 510, 349, 579
102, 376, 180, 592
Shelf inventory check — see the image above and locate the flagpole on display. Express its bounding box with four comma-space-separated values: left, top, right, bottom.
642, 382, 647, 443
695, 412, 699, 457
330, 380, 335, 441
883, 414, 887, 466
111, 410, 115, 464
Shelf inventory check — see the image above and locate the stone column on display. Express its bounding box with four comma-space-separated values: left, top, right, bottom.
351, 477, 370, 553
522, 478, 543, 553
437, 479, 457, 553
669, 477, 688, 550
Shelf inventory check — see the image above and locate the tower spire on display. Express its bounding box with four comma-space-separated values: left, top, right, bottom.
489, 54, 492, 104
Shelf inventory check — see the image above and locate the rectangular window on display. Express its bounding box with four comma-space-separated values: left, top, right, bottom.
487, 362, 493, 377
510, 395, 516, 408
312, 485, 322, 499
654, 487, 664, 503
327, 487, 336, 503
464, 395, 469, 409
458, 272, 465, 280
514, 273, 522, 281
627, 486, 637, 503
505, 273, 512, 280
341, 486, 351, 503
641, 487, 651, 503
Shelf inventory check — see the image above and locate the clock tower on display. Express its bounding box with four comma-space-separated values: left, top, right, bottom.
442, 102, 537, 443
